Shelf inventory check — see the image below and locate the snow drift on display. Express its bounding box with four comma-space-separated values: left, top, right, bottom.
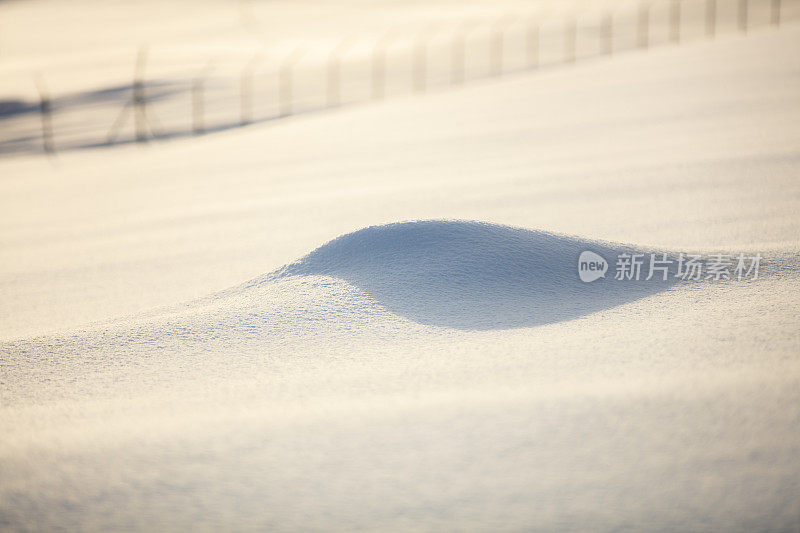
2, 220, 688, 408
7, 220, 682, 362
256, 220, 678, 330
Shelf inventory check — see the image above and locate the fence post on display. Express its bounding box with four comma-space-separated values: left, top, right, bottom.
451, 21, 476, 85
327, 37, 354, 107
526, 18, 540, 69
279, 45, 306, 117
413, 36, 427, 92
133, 46, 150, 143
601, 12, 613, 55
372, 30, 398, 100
192, 60, 213, 135
705, 0, 717, 38
564, 17, 577, 63
240, 53, 262, 126
669, 0, 681, 44
771, 0, 781, 25
106, 103, 130, 144
413, 24, 439, 93
192, 79, 204, 134
637, 2, 650, 49
738, 0, 748, 32
34, 73, 55, 154
490, 17, 512, 77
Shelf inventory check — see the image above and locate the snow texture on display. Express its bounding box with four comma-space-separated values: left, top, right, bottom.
1, 7, 800, 533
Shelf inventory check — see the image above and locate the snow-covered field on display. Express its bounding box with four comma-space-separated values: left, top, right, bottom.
1, 0, 800, 531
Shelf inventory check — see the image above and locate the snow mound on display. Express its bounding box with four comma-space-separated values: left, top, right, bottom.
7, 220, 682, 362
273, 220, 677, 330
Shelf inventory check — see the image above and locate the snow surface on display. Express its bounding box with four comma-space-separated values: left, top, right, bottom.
1, 9, 800, 533
3, 0, 796, 154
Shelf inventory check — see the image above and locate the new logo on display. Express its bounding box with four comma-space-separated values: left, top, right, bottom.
578, 251, 608, 282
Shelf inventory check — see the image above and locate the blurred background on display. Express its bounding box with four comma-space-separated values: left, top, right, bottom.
2, 0, 795, 155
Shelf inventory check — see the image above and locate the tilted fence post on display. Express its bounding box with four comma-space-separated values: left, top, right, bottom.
106, 45, 160, 144
34, 73, 55, 154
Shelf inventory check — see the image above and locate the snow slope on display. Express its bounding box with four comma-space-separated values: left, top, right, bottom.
3, 220, 684, 373
2, 24, 799, 340
1, 17, 800, 533
2, 220, 798, 531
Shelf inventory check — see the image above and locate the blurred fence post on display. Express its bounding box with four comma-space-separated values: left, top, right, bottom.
106, 103, 130, 144
451, 21, 476, 85
637, 2, 650, 48
564, 17, 577, 63
107, 45, 159, 144
738, 0, 748, 32
279, 45, 306, 117
490, 16, 512, 77
669, 0, 681, 44
413, 24, 439, 93
327, 37, 354, 107
412, 34, 427, 93
133, 46, 149, 142
771, 0, 781, 25
192, 79, 204, 134
601, 12, 613, 55
192, 60, 213, 135
34, 73, 54, 154
526, 18, 540, 69
240, 53, 262, 126
706, 0, 717, 38
371, 30, 398, 100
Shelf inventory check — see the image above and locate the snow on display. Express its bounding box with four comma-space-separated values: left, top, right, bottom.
4, 0, 796, 154
1, 4, 800, 532
280, 220, 681, 330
